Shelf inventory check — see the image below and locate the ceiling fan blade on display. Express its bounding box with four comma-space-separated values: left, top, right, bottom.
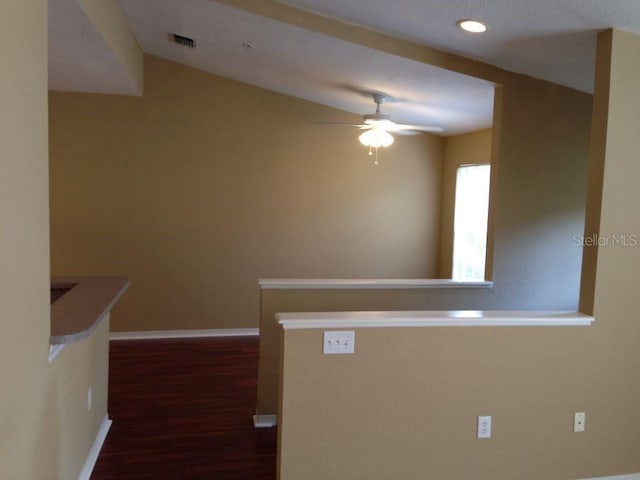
393, 130, 423, 136
388, 123, 444, 133
314, 122, 370, 129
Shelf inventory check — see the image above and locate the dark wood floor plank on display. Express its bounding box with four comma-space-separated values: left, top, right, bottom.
91, 337, 276, 480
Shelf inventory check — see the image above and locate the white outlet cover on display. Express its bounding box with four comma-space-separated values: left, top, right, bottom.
574, 412, 586, 432
323, 331, 355, 354
477, 415, 492, 439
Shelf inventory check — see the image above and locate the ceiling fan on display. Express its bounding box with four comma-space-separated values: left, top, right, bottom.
318, 93, 444, 153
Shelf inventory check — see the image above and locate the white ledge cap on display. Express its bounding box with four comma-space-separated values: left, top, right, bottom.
259, 279, 493, 289
277, 310, 595, 329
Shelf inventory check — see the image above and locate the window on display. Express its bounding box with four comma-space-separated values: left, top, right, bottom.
452, 164, 491, 281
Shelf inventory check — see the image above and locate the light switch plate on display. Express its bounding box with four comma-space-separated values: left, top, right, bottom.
323, 331, 355, 354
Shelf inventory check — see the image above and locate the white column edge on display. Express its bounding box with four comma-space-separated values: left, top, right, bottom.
579, 475, 640, 480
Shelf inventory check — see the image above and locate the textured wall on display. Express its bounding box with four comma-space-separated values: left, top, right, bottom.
258, 73, 592, 416
277, 29, 640, 480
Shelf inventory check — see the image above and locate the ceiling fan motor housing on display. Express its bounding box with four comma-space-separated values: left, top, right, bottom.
363, 113, 391, 124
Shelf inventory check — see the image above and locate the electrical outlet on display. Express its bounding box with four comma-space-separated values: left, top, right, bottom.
87, 387, 92, 411
477, 415, 492, 439
323, 331, 355, 354
574, 412, 585, 432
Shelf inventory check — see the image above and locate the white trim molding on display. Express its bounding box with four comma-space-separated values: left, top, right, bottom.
78, 415, 112, 480
110, 328, 259, 341
48, 344, 66, 363
253, 414, 277, 428
580, 475, 640, 480
278, 310, 595, 330
259, 278, 493, 290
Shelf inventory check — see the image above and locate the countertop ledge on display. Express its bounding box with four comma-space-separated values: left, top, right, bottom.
51, 276, 130, 345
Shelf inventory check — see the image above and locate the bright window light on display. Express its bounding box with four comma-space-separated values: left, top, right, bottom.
452, 164, 491, 281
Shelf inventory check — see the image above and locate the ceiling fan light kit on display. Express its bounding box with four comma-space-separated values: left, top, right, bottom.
358, 128, 394, 148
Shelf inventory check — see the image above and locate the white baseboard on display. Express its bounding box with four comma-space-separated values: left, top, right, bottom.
253, 414, 277, 428
110, 328, 259, 340
73, 412, 636, 479
581, 475, 640, 480
77, 415, 112, 480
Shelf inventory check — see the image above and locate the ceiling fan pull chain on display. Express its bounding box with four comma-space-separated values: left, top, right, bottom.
367, 144, 379, 164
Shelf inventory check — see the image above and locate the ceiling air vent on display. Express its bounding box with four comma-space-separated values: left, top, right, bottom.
169, 33, 196, 48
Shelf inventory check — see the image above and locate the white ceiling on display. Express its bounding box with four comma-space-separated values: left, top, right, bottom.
283, 0, 640, 94
118, 0, 495, 135
49, 0, 640, 135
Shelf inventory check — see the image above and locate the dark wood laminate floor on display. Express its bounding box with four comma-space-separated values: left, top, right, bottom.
91, 337, 277, 480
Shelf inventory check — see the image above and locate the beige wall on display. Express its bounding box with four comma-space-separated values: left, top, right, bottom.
276, 29, 640, 479
586, 28, 640, 473
48, 317, 111, 479
579, 30, 611, 315
0, 1, 51, 477
49, 54, 445, 332
258, 72, 592, 416
279, 325, 598, 480
439, 129, 492, 278
0, 3, 110, 478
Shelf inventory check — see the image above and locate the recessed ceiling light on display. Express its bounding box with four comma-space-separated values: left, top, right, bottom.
457, 19, 488, 33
